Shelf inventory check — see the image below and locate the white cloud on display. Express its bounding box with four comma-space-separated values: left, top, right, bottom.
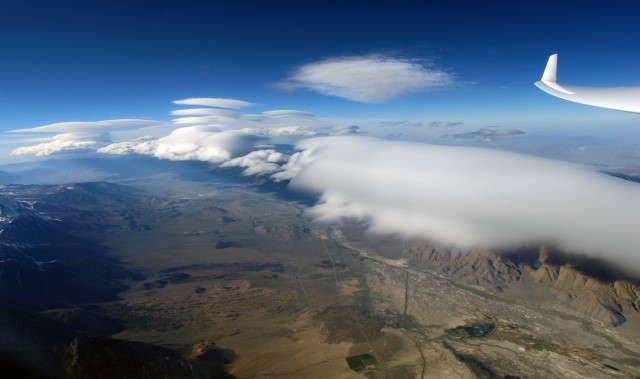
96, 139, 157, 156
100, 126, 265, 163
262, 110, 315, 118
278, 55, 454, 103
8, 119, 159, 157
173, 97, 254, 109
271, 151, 315, 182
12, 139, 99, 156
276, 136, 640, 268
221, 149, 289, 176
11, 131, 113, 156
172, 115, 240, 125
379, 120, 464, 128
9, 119, 155, 133
331, 125, 361, 136
242, 126, 320, 137
170, 108, 243, 117
168, 105, 325, 136
11, 97, 326, 161
441, 128, 526, 142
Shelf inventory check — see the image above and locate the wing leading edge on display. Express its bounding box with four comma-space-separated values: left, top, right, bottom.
535, 54, 640, 113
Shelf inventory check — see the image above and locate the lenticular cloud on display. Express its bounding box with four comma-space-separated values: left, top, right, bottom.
278, 55, 453, 103
277, 136, 640, 266
100, 126, 265, 163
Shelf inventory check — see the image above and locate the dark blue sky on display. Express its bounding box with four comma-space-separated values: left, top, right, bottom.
1, 0, 639, 131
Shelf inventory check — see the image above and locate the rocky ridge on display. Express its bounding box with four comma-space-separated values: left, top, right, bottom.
405, 243, 640, 326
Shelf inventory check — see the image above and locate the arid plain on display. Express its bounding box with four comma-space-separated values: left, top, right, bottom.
86, 171, 640, 378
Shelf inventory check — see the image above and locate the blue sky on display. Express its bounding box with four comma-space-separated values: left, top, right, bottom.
1, 0, 640, 163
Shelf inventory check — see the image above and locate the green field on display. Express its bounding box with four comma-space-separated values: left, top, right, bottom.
346, 353, 378, 371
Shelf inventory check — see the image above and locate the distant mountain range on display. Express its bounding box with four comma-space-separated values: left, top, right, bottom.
0, 156, 218, 184
0, 170, 16, 184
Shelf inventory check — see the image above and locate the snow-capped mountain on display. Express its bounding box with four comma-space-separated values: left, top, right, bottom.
0, 203, 16, 235
0, 183, 144, 311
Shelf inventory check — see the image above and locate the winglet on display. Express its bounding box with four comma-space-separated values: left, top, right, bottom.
537, 53, 575, 94
541, 54, 558, 82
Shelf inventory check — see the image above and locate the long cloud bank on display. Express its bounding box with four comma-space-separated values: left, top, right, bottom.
10, 119, 157, 156
275, 136, 640, 267
8, 98, 334, 158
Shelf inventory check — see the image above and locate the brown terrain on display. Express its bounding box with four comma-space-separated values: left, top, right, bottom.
2, 174, 640, 378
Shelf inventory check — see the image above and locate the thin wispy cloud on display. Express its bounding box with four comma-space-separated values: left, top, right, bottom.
380, 120, 464, 128
241, 126, 319, 137
262, 110, 315, 118
278, 55, 454, 103
9, 119, 155, 133
441, 128, 526, 142
171, 115, 241, 125
172, 97, 254, 109
170, 108, 243, 117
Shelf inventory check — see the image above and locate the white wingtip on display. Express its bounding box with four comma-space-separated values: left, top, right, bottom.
542, 54, 558, 82
539, 53, 575, 95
